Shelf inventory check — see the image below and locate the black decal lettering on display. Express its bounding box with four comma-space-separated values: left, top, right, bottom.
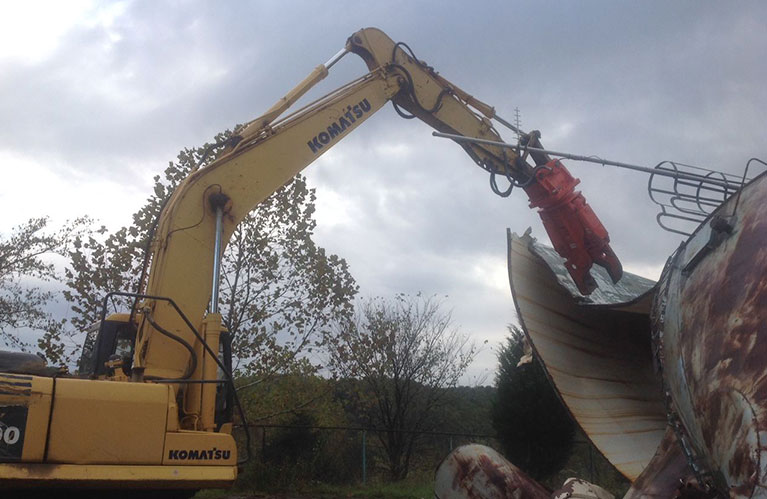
327, 122, 342, 138
215, 450, 223, 459
360, 98, 371, 112
208, 450, 215, 459
345, 106, 355, 123
0, 405, 27, 460
308, 136, 322, 153
222, 450, 231, 460
318, 132, 330, 144
338, 117, 350, 131
188, 450, 200, 460
353, 104, 362, 119
168, 450, 179, 460
178, 450, 188, 460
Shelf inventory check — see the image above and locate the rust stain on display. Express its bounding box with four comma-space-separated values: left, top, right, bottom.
478, 454, 511, 493
451, 453, 479, 492
435, 445, 549, 499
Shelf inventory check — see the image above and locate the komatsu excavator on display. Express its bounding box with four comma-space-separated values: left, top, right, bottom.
0, 28, 621, 496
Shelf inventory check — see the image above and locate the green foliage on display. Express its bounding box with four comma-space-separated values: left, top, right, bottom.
236, 374, 360, 490
240, 371, 345, 426
327, 294, 478, 480
492, 326, 575, 481
439, 385, 496, 436
0, 217, 88, 362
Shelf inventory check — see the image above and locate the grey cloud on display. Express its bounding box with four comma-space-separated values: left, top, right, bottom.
3, 1, 766, 374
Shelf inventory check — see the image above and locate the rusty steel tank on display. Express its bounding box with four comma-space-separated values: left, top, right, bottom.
434, 444, 550, 499
652, 170, 767, 497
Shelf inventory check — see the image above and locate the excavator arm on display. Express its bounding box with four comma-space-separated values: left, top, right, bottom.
137, 26, 622, 397
0, 27, 621, 492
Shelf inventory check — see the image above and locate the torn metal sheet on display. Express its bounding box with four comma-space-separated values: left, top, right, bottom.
507, 230, 665, 481
653, 171, 767, 497
527, 233, 655, 305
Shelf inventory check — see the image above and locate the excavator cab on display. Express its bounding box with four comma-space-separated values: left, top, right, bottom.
78, 314, 135, 377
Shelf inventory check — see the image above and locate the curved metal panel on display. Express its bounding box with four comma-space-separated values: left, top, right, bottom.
654, 171, 767, 497
507, 231, 665, 480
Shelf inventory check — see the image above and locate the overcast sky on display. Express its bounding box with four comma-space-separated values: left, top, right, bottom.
1, 1, 765, 381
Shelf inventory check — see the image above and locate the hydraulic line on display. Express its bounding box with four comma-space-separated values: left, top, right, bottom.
432, 131, 742, 190
143, 312, 197, 381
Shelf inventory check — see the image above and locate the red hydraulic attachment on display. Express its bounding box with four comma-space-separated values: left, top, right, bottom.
523, 159, 623, 295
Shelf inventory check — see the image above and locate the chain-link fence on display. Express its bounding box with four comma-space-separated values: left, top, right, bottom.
236, 424, 499, 487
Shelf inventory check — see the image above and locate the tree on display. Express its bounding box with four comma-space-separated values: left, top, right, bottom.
492, 326, 575, 481
64, 129, 358, 388
238, 374, 359, 488
327, 294, 478, 480
219, 178, 357, 379
0, 217, 87, 361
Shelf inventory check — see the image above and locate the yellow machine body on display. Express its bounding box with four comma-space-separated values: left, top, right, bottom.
0, 371, 235, 488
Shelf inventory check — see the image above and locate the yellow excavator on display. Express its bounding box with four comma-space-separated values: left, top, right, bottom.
0, 27, 620, 496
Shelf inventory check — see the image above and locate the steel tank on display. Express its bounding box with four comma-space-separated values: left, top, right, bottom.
653, 171, 767, 497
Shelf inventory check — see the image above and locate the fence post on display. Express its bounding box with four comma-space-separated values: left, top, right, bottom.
261, 427, 266, 462
362, 430, 367, 485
